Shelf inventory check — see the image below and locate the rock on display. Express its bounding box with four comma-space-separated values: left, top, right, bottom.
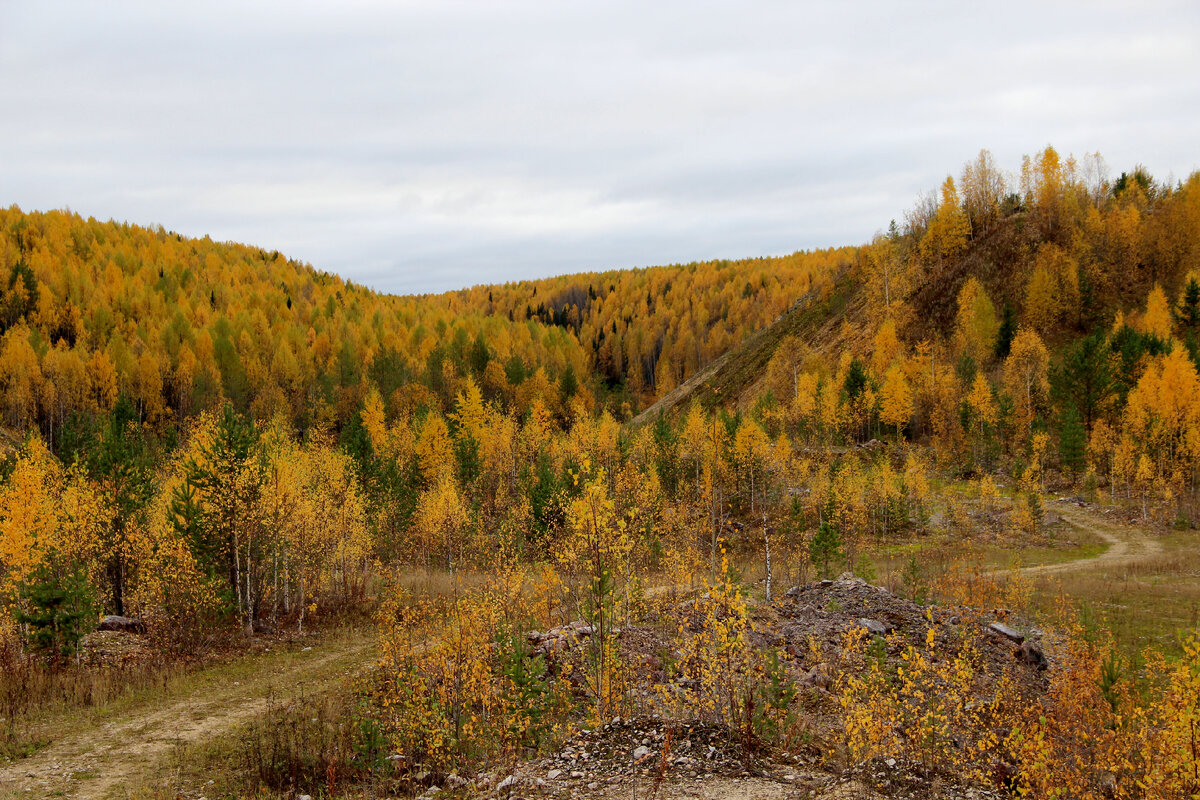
445, 774, 468, 789
1099, 770, 1118, 797
547, 769, 562, 780
858, 618, 890, 636
298, 796, 312, 800
988, 622, 1025, 643
97, 615, 146, 634
497, 774, 515, 790
633, 745, 651, 760
802, 664, 832, 689
1016, 640, 1047, 669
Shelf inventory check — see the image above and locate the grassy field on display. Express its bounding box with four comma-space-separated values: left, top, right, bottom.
1026, 527, 1200, 657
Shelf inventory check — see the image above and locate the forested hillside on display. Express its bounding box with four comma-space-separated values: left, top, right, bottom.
5, 146, 1200, 799
726, 148, 1200, 522
0, 207, 852, 449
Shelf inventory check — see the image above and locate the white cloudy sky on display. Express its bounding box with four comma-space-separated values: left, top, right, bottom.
2, 1, 1198, 294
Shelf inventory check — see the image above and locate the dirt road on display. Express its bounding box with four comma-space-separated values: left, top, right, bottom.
0, 631, 375, 800
1005, 500, 1165, 578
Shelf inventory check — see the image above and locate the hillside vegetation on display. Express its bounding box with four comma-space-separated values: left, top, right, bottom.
3, 146, 1200, 799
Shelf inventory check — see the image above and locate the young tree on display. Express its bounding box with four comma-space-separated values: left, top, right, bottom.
1003, 328, 1051, 439
960, 148, 1007, 234
953, 278, 999, 364
880, 364, 914, 438
1143, 284, 1174, 341
14, 556, 97, 665
84, 398, 154, 616
1058, 407, 1086, 476
920, 176, 971, 270
809, 521, 843, 580
1052, 329, 1116, 432
993, 304, 1017, 360
178, 405, 261, 630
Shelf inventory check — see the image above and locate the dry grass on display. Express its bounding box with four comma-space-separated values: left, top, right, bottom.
1027, 532, 1200, 657
130, 686, 400, 800
0, 635, 184, 760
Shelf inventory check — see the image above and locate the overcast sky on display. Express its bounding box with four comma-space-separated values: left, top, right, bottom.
2, 2, 1198, 294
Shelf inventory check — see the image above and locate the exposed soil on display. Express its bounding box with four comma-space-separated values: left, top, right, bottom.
0, 632, 374, 800
1006, 499, 1164, 577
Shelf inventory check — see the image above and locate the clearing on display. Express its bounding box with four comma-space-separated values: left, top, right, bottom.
1009, 501, 1164, 577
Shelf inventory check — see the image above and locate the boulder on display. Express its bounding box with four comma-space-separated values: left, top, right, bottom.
988, 622, 1025, 643
1016, 640, 1047, 669
802, 664, 832, 689
97, 615, 146, 634
858, 618, 891, 636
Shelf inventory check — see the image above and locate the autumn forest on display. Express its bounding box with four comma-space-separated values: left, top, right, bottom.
5, 147, 1200, 799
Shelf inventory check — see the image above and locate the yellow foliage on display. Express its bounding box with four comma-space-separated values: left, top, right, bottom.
953, 277, 998, 363
879, 363, 913, 433
1003, 328, 1050, 438
0, 437, 110, 611
1142, 283, 1173, 341
416, 413, 454, 484
1024, 244, 1079, 332
415, 475, 471, 573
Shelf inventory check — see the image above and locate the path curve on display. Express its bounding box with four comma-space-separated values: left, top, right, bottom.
1002, 501, 1164, 578
0, 633, 375, 800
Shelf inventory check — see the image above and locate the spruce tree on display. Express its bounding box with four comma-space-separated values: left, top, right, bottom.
1058, 406, 1086, 476
994, 304, 1017, 360
15, 557, 97, 665
809, 521, 843, 579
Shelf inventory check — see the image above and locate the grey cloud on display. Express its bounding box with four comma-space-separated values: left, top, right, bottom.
2, 1, 1198, 293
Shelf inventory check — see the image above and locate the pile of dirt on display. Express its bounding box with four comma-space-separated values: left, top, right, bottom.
770, 574, 1049, 682
480, 576, 1055, 799
489, 715, 828, 799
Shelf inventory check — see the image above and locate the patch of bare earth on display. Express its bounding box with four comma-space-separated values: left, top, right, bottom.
0, 634, 373, 800
1008, 499, 1164, 577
